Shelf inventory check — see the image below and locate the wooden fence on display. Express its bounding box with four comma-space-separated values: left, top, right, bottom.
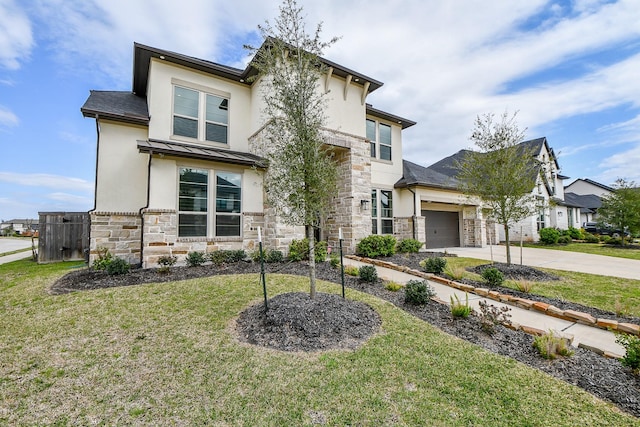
38, 212, 89, 263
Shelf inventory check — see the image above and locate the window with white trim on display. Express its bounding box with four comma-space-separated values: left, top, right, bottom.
371, 189, 393, 234
367, 119, 392, 161
173, 86, 229, 144
178, 167, 241, 237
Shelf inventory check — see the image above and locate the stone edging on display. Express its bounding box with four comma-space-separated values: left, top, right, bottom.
347, 255, 639, 359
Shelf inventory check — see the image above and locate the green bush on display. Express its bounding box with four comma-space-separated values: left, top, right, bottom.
265, 250, 284, 263
105, 257, 130, 275
583, 233, 599, 243
606, 237, 623, 246
533, 331, 573, 360
209, 250, 246, 265
600, 235, 611, 243
329, 254, 340, 268
421, 257, 447, 274
396, 238, 423, 253
384, 281, 403, 292
92, 247, 113, 271
288, 238, 328, 262
482, 267, 504, 288
616, 333, 640, 373
358, 265, 378, 283
344, 265, 359, 276
557, 235, 572, 244
356, 235, 397, 258
450, 293, 472, 318
404, 279, 436, 305
186, 251, 206, 267
539, 227, 560, 244
157, 255, 177, 273
566, 226, 584, 240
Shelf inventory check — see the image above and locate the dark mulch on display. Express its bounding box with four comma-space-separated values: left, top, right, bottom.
50, 256, 640, 417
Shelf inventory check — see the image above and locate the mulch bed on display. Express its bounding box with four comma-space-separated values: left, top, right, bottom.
51, 255, 640, 417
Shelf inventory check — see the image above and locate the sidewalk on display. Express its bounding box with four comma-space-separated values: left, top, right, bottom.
442, 245, 640, 280
343, 257, 626, 357
0, 237, 35, 265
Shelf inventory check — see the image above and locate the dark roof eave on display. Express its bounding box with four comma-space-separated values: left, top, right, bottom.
81, 108, 150, 126
137, 139, 267, 168
367, 104, 416, 129
394, 180, 460, 192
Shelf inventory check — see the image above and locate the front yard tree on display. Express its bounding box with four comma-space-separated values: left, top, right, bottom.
597, 178, 640, 243
456, 112, 539, 265
248, 0, 339, 298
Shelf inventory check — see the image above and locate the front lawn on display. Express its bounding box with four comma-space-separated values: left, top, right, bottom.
445, 257, 640, 317
0, 260, 636, 425
523, 242, 640, 261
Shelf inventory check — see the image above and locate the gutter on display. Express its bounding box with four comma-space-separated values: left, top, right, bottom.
138, 151, 153, 268
407, 186, 417, 240
87, 115, 101, 264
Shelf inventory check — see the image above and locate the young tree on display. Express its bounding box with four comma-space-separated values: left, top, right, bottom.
248, 0, 339, 298
597, 179, 640, 244
456, 112, 539, 265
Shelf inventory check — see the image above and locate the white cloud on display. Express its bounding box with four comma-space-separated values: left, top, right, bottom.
597, 143, 640, 184
47, 192, 92, 205
0, 0, 33, 69
0, 172, 93, 192
0, 105, 18, 127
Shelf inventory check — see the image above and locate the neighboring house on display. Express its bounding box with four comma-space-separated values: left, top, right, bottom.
564, 178, 614, 225
0, 219, 39, 236
395, 137, 580, 245
82, 42, 416, 267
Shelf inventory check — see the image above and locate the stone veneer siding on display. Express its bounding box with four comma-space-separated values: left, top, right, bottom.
90, 212, 142, 265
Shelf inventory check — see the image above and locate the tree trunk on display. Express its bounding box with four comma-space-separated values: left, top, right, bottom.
503, 224, 511, 265
307, 224, 317, 299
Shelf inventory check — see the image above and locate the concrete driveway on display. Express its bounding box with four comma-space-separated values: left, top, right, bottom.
441, 245, 640, 280
0, 237, 35, 264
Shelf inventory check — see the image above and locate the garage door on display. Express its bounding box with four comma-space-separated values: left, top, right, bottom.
423, 210, 460, 249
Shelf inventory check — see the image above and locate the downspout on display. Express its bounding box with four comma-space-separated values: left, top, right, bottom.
138, 150, 153, 268
87, 115, 100, 264
407, 186, 417, 240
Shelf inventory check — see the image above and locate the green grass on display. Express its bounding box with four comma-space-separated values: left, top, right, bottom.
0, 247, 32, 257
445, 257, 640, 317
523, 242, 640, 261
0, 259, 638, 426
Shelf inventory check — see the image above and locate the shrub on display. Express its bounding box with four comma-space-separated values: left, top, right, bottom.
185, 251, 206, 267
566, 226, 584, 240
583, 233, 599, 243
210, 250, 246, 265
481, 267, 504, 288
265, 250, 283, 263
450, 293, 472, 318
344, 265, 359, 276
384, 281, 403, 292
444, 265, 466, 281
557, 235, 572, 244
358, 265, 378, 283
105, 257, 130, 275
288, 238, 327, 262
513, 279, 535, 293
533, 331, 573, 360
600, 235, 611, 243
313, 241, 328, 263
404, 279, 436, 305
329, 254, 340, 268
157, 255, 177, 273
396, 238, 423, 253
356, 235, 397, 258
539, 227, 560, 244
421, 257, 447, 274
477, 300, 512, 334
606, 237, 623, 246
92, 247, 113, 271
616, 333, 640, 373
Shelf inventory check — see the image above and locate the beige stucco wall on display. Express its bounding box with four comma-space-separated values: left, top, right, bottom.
146, 59, 253, 152
95, 120, 149, 212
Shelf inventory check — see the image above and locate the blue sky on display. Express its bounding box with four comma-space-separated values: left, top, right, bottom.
1, 0, 639, 220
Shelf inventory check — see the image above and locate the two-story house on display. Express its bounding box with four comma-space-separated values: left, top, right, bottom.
81, 42, 416, 267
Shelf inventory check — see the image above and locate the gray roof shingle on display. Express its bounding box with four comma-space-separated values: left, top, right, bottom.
81, 91, 149, 125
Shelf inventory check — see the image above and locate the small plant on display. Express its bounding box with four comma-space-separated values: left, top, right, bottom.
344, 265, 359, 276
384, 281, 403, 292
533, 331, 573, 360
481, 267, 504, 288
265, 250, 284, 263
209, 250, 246, 265
566, 226, 584, 240
557, 235, 572, 244
288, 238, 327, 262
185, 251, 206, 267
358, 265, 378, 283
157, 255, 177, 273
396, 238, 423, 253
404, 279, 436, 305
539, 227, 560, 245
614, 295, 630, 317
105, 257, 130, 275
92, 247, 113, 271
605, 237, 623, 246
477, 300, 511, 335
420, 257, 447, 274
513, 279, 535, 293
616, 333, 640, 373
450, 293, 472, 318
355, 235, 397, 257
329, 254, 340, 268
443, 265, 466, 281
583, 233, 600, 243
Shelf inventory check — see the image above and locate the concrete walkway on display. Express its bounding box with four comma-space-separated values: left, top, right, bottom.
343, 257, 626, 357
442, 245, 640, 280
0, 238, 35, 265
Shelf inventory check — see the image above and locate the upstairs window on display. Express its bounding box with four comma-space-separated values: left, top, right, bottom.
173, 86, 229, 144
367, 119, 392, 161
